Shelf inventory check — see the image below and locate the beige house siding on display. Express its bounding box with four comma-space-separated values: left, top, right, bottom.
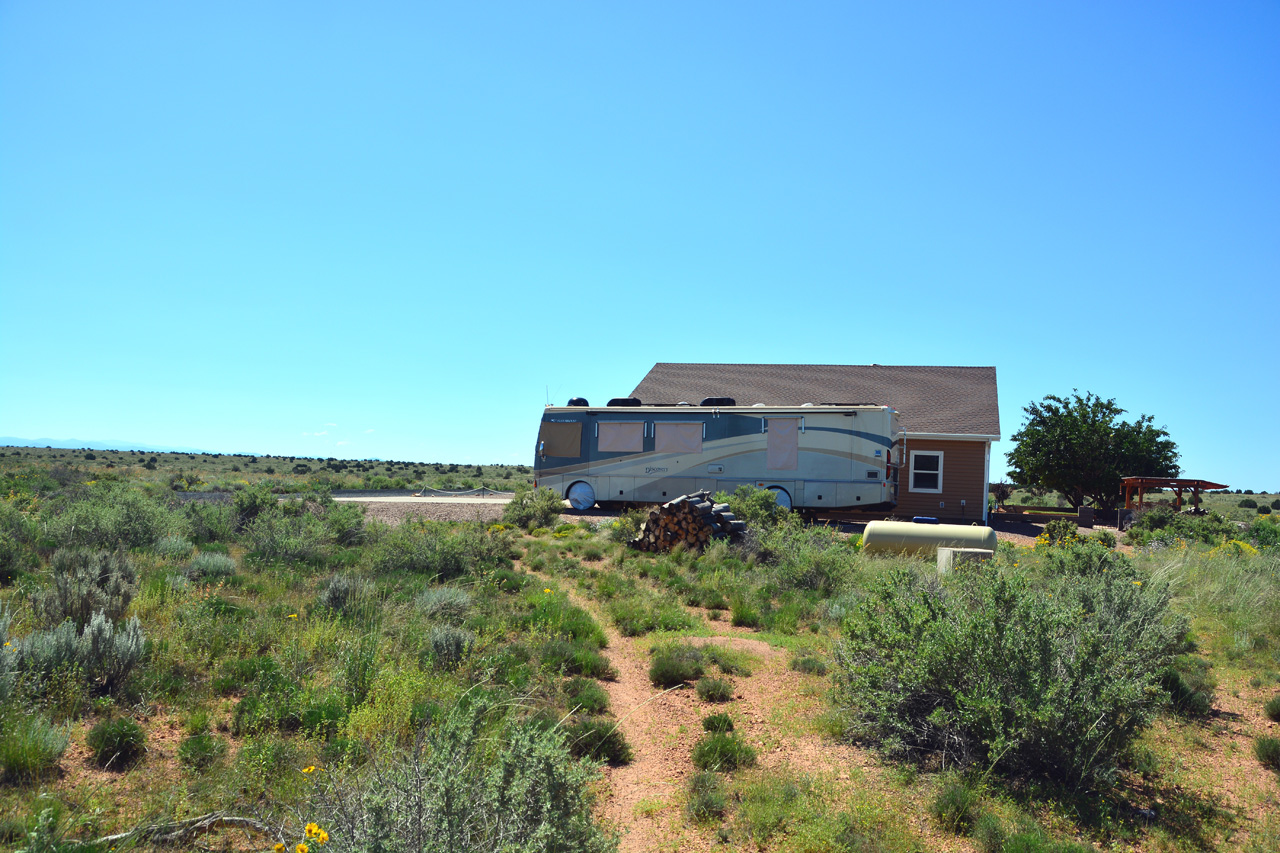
897, 438, 988, 523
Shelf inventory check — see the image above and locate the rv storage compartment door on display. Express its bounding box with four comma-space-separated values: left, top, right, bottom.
598, 421, 644, 453
539, 421, 583, 458
766, 418, 799, 470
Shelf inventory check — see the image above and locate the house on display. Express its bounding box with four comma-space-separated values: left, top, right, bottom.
631, 363, 1000, 524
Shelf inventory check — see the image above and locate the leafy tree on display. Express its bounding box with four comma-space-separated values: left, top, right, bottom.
1006, 391, 1178, 511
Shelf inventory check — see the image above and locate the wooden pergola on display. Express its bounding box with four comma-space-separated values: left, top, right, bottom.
1122, 477, 1229, 511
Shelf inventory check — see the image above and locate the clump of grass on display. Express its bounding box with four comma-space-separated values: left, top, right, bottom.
1256, 736, 1280, 772
178, 732, 227, 772
564, 677, 610, 715
1264, 694, 1280, 722
702, 645, 753, 676
790, 655, 828, 676
87, 717, 147, 769
153, 535, 194, 560
729, 596, 760, 628
930, 775, 980, 834
687, 770, 727, 823
0, 715, 68, 782
649, 643, 704, 688
696, 677, 734, 703
540, 638, 616, 679
609, 598, 697, 636
702, 712, 734, 733
972, 812, 1006, 853
562, 717, 632, 764
691, 732, 756, 771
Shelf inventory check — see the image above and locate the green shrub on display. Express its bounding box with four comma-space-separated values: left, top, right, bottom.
244, 511, 329, 564
715, 485, 788, 530
687, 770, 728, 822
791, 656, 828, 676
1240, 498, 1259, 508
177, 732, 227, 772
501, 486, 566, 530
53, 485, 182, 549
832, 566, 1183, 787
372, 521, 511, 579
520, 591, 607, 647
416, 586, 473, 624
1090, 529, 1118, 549
316, 573, 367, 617
649, 644, 704, 687
0, 714, 68, 782
564, 677, 609, 715
86, 717, 147, 768
563, 717, 632, 764
185, 551, 236, 581
35, 546, 137, 629
1161, 655, 1216, 717
309, 698, 612, 853
233, 485, 277, 531
1249, 516, 1280, 549
153, 535, 194, 560
691, 731, 756, 771
1125, 507, 1236, 546
1260, 506, 1273, 515
184, 500, 236, 543
1265, 694, 1280, 722
427, 625, 475, 671
702, 712, 734, 733
608, 508, 646, 544
1042, 518, 1079, 545
696, 677, 733, 702
15, 612, 146, 695
930, 776, 980, 834
1257, 736, 1280, 771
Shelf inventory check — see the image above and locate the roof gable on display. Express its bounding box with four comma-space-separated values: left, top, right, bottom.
631, 363, 1000, 437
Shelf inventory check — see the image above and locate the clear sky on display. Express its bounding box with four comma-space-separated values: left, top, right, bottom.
2, 2, 1277, 489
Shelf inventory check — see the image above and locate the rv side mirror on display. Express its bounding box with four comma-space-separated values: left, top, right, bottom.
538, 440, 545, 459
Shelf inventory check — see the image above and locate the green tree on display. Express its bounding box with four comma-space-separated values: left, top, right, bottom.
1006, 391, 1179, 510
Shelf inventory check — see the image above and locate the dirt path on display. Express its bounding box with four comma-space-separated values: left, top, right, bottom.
522, 563, 957, 852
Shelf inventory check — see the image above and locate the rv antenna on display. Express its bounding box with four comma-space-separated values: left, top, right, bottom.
546, 385, 550, 406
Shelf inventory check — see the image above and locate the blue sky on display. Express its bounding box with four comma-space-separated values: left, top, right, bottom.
2, 2, 1277, 488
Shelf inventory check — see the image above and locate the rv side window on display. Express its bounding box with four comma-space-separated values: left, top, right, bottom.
766, 418, 799, 470
654, 422, 703, 454
909, 450, 943, 493
598, 421, 644, 453
538, 421, 583, 457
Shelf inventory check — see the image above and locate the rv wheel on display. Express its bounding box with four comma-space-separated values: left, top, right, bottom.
567, 481, 596, 511
768, 487, 793, 511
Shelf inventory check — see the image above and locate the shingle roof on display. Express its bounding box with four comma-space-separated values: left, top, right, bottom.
631, 363, 1000, 437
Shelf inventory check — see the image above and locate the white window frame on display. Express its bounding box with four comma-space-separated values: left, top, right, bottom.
909, 450, 944, 494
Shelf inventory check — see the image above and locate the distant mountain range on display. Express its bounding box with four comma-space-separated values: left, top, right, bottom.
0, 437, 217, 455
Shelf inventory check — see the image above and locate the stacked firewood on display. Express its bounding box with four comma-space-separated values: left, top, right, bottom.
627, 491, 747, 553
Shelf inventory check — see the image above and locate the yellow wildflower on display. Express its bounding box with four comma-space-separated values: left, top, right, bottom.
316, 831, 329, 845
305, 823, 320, 837
288, 613, 298, 619
297, 844, 309, 853
274, 844, 286, 853
544, 588, 551, 593
301, 765, 317, 774
1132, 581, 1142, 586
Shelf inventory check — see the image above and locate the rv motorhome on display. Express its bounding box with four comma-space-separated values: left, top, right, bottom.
533, 398, 903, 511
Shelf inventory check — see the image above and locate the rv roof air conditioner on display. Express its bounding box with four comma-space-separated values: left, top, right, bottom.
606, 397, 642, 407
567, 397, 589, 407
699, 397, 736, 407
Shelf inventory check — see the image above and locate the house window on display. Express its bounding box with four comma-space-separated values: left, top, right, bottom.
910, 450, 943, 493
